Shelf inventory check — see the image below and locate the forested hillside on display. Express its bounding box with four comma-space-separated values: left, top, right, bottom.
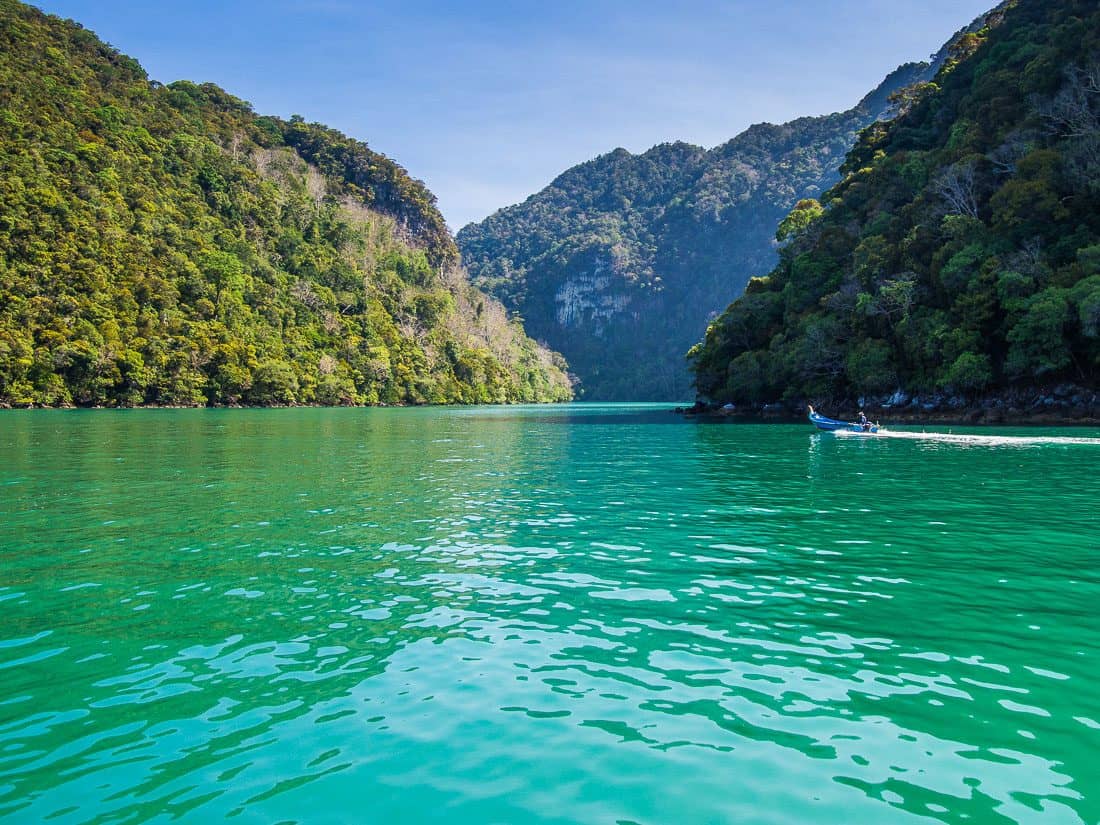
690, 0, 1100, 414
456, 13, 1000, 401
0, 0, 572, 407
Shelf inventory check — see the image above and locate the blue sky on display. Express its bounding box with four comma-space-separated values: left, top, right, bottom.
34, 0, 994, 229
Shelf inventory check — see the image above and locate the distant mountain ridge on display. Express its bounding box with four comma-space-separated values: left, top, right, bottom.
457, 11, 1003, 401
0, 0, 571, 407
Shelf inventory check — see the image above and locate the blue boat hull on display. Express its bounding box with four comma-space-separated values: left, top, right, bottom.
808, 409, 879, 433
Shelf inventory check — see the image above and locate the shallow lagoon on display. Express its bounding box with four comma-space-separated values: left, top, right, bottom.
1, 405, 1098, 823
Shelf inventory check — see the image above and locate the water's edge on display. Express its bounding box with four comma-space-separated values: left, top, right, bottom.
1, 405, 1096, 824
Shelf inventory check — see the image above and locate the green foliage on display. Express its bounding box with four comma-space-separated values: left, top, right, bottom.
458, 60, 941, 400
724, 351, 775, 404
0, 0, 572, 407
776, 199, 824, 243
1005, 289, 1071, 377
250, 360, 299, 406
845, 339, 897, 393
941, 352, 994, 392
692, 0, 1100, 404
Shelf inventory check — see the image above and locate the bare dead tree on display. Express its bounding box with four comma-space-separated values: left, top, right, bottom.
800, 322, 846, 379
1031, 57, 1100, 194
933, 159, 980, 218
988, 131, 1032, 175
1065, 134, 1100, 194
823, 277, 861, 314
1006, 237, 1049, 281
290, 279, 323, 309
1021, 237, 1044, 268
1035, 60, 1100, 138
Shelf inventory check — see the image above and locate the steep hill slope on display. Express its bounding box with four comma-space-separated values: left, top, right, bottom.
689, 0, 1100, 417
0, 0, 571, 407
457, 44, 1002, 399
458, 8, 1006, 402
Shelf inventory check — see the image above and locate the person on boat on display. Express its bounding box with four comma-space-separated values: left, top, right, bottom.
858, 411, 871, 432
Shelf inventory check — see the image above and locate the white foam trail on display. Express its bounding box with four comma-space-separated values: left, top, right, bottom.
833, 429, 1100, 447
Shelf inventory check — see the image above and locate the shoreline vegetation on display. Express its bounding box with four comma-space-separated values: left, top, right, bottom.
0, 398, 570, 410
680, 382, 1100, 426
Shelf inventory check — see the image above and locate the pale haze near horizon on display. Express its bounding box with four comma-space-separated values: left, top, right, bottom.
34, 0, 994, 230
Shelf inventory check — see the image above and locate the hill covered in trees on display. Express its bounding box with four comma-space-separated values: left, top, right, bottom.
0, 0, 571, 407
456, 12, 1000, 401
689, 0, 1100, 417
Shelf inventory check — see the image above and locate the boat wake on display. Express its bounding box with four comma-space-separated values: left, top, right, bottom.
834, 429, 1100, 447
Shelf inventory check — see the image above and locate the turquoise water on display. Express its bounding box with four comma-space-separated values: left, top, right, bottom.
0, 405, 1098, 824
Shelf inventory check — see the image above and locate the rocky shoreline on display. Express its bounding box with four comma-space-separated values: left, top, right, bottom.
680, 384, 1100, 426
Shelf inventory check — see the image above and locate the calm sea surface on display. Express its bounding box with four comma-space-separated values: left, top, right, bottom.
1, 405, 1098, 824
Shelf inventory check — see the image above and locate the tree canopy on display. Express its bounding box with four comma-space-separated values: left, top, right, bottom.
690, 0, 1100, 407
0, 0, 572, 407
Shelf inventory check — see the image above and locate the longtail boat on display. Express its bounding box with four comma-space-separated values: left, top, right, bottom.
807, 405, 880, 433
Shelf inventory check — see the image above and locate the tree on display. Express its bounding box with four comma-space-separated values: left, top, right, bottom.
933, 159, 979, 219
888, 81, 938, 117
249, 360, 299, 405
1036, 59, 1100, 140
845, 339, 897, 394
1005, 290, 1070, 378
941, 352, 992, 393
776, 199, 824, 243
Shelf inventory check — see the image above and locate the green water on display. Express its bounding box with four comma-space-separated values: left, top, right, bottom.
1, 405, 1098, 824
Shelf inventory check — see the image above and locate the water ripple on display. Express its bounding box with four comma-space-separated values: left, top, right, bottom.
0, 407, 1097, 823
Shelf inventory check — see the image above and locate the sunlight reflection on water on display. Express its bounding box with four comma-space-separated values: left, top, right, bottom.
0, 406, 1097, 824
